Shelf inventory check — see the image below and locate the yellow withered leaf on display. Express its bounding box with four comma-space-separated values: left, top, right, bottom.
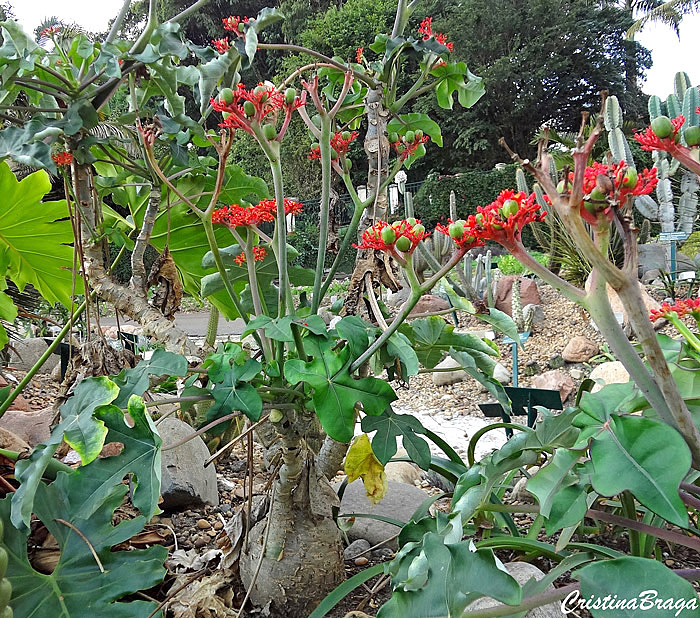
344, 434, 387, 505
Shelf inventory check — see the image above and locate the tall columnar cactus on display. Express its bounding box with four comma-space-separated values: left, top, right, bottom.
510, 278, 534, 333
463, 250, 493, 306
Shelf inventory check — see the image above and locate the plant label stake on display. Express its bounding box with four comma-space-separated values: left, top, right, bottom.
660, 231, 690, 281
502, 331, 530, 387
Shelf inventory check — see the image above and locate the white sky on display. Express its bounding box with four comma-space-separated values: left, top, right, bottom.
8, 1, 700, 99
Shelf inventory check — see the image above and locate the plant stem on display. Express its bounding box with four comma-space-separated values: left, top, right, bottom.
621, 491, 641, 556
456, 583, 579, 618
268, 158, 290, 318
0, 448, 73, 479
312, 116, 332, 313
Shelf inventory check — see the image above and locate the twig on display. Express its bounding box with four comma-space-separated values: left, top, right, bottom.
145, 569, 207, 618
236, 484, 276, 618
354, 532, 399, 558
55, 518, 104, 573
204, 415, 270, 466
161, 412, 243, 451
356, 573, 390, 612
365, 272, 389, 330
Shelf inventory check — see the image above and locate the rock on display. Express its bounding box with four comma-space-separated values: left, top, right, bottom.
354, 556, 369, 566
432, 356, 467, 386
465, 562, 565, 617
409, 294, 450, 316
9, 338, 59, 375
159, 418, 219, 509
6, 393, 30, 412
638, 243, 667, 277
319, 309, 333, 325
495, 276, 541, 316
344, 539, 370, 561
589, 361, 630, 393
585, 279, 663, 331
196, 519, 211, 530
337, 480, 428, 549
510, 477, 535, 503
329, 316, 342, 330
386, 286, 410, 308
562, 336, 599, 363
50, 362, 62, 382
0, 405, 52, 446
531, 370, 575, 403
385, 461, 421, 485
523, 303, 545, 324
458, 328, 496, 341
569, 368, 584, 380
0, 427, 30, 452
343, 613, 373, 618
493, 363, 512, 385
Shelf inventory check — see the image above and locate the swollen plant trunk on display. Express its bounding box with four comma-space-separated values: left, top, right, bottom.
240, 412, 344, 616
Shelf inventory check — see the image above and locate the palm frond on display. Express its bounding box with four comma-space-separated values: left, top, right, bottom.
626, 0, 700, 39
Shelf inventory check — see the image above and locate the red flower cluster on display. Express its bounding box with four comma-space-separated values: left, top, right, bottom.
356, 47, 364, 63
309, 131, 360, 159
435, 220, 484, 251
52, 152, 73, 166
211, 83, 303, 135
212, 199, 303, 228
634, 115, 685, 152
222, 16, 249, 36
391, 134, 429, 161
233, 246, 267, 266
40, 25, 60, 38
650, 298, 700, 322
355, 219, 428, 254
570, 161, 657, 225
466, 190, 546, 248
212, 37, 231, 53
418, 17, 453, 52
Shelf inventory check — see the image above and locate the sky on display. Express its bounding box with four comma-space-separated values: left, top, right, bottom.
8, 1, 700, 98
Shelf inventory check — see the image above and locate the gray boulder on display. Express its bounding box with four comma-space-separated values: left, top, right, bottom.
159, 418, 219, 509
638, 243, 667, 277
344, 539, 370, 561
337, 480, 429, 549
9, 338, 59, 375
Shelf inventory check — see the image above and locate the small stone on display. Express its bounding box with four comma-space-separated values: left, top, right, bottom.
219, 504, 232, 513
589, 361, 630, 393
432, 357, 467, 386
493, 363, 511, 384
569, 368, 584, 380
207, 530, 217, 537
665, 559, 675, 567
197, 519, 211, 530
193, 535, 208, 548
344, 539, 371, 561
531, 370, 576, 403
213, 521, 223, 530
354, 556, 369, 566
562, 336, 598, 363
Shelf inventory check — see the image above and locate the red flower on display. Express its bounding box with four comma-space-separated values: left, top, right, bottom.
51, 152, 73, 166
212, 199, 302, 228
212, 37, 231, 53
436, 221, 484, 251
391, 134, 430, 161
634, 115, 685, 152
233, 246, 267, 265
356, 47, 364, 63
650, 298, 700, 322
309, 131, 359, 159
354, 219, 428, 254
222, 16, 248, 36
467, 190, 546, 248
417, 16, 453, 52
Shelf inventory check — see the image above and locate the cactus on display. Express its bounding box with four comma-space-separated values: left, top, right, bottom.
511, 278, 534, 333
463, 250, 493, 306
639, 218, 651, 245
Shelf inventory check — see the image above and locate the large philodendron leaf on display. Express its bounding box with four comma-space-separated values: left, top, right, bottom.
284, 337, 397, 442
591, 415, 691, 527
11, 377, 119, 529
576, 557, 700, 618
429, 61, 485, 110
0, 422, 167, 617
0, 161, 80, 306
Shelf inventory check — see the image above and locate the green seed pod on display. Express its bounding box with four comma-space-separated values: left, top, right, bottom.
243, 100, 256, 117
269, 408, 284, 423
406, 217, 417, 226
344, 158, 353, 171
222, 111, 231, 120
404, 130, 416, 143
388, 132, 399, 143
448, 223, 464, 239
263, 123, 277, 140
284, 87, 296, 105
311, 142, 320, 151
219, 87, 234, 105
651, 115, 673, 139
685, 125, 700, 147
331, 149, 338, 160
0, 548, 6, 579
412, 223, 425, 236
238, 22, 246, 32
414, 129, 424, 140
584, 201, 600, 215
589, 187, 607, 201
253, 85, 266, 97
381, 226, 397, 244
341, 130, 352, 141
501, 199, 519, 217
454, 219, 466, 227
622, 167, 638, 187
557, 179, 569, 193
475, 213, 484, 225
395, 236, 411, 252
